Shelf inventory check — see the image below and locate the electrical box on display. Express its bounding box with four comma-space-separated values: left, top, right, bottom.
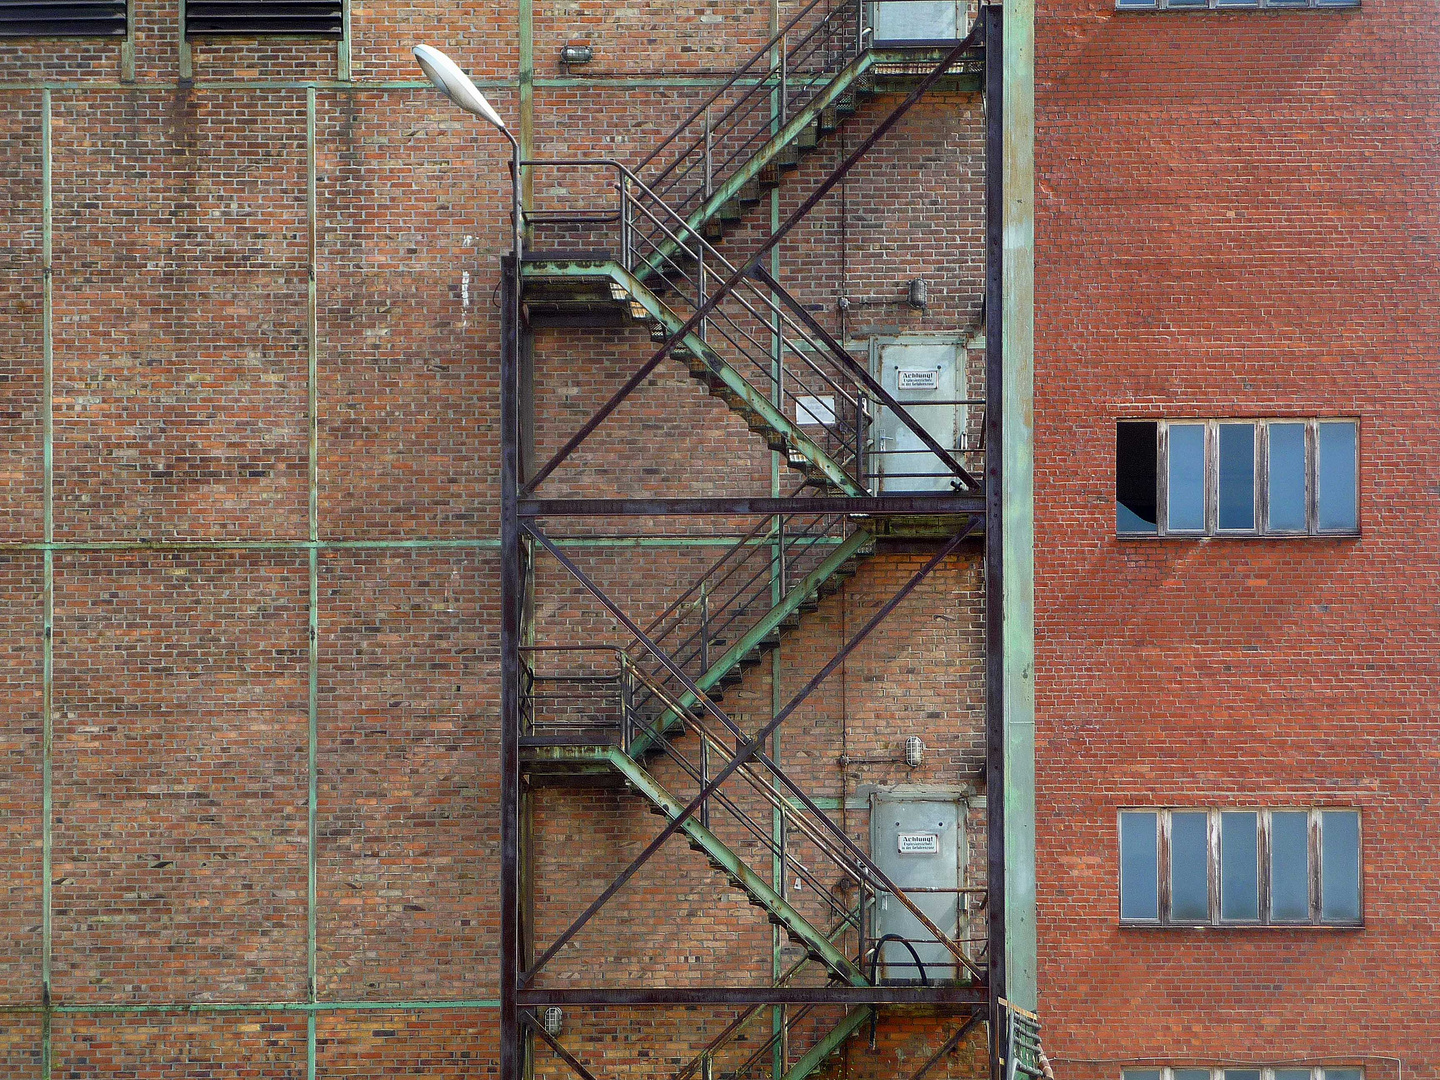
869, 791, 964, 982
870, 339, 965, 493
869, 2, 964, 44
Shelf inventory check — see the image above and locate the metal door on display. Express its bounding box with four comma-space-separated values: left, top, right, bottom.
871, 340, 964, 493
870, 793, 963, 982
870, 2, 962, 44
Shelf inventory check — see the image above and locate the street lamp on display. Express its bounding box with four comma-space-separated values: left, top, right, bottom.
413, 43, 522, 261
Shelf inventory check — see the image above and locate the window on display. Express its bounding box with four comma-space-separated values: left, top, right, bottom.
0, 0, 126, 36
1116, 419, 1358, 537
1118, 0, 1358, 10
1126, 1070, 1362, 1080
185, 0, 344, 37
1119, 808, 1362, 926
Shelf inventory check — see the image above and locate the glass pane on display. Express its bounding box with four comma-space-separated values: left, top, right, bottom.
1270, 811, 1311, 922
1221, 811, 1259, 920
1170, 811, 1210, 921
1123, 1072, 1163, 1080
1117, 422, 1159, 534
1119, 812, 1159, 920
1321, 810, 1361, 922
1275, 1071, 1313, 1080
1325, 1071, 1363, 1080
1317, 421, 1358, 531
1267, 422, 1307, 531
1217, 423, 1256, 530
1167, 425, 1206, 531
1175, 1071, 1212, 1080
1226, 1071, 1262, 1080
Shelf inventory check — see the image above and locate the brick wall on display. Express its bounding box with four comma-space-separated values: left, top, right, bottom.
0, 0, 990, 1075
1034, 0, 1439, 1075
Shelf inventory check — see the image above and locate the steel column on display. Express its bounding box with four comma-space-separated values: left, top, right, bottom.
500, 252, 526, 1080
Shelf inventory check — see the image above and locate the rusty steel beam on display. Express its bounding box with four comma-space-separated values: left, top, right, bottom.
518, 495, 986, 517
518, 988, 988, 1007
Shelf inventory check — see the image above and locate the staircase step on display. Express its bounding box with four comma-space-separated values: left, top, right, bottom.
738, 178, 763, 204
796, 119, 820, 149
719, 197, 744, 222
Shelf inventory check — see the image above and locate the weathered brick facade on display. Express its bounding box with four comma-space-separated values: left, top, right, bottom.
1, 2, 994, 1077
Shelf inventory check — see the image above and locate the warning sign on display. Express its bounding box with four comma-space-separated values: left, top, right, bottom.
897, 832, 940, 855
896, 368, 939, 391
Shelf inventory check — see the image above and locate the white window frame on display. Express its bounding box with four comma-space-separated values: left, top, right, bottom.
1123, 1069, 1363, 1080
1117, 807, 1363, 928
1119, 417, 1359, 538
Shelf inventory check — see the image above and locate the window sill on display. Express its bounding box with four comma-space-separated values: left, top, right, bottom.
1119, 921, 1364, 930
1115, 531, 1361, 541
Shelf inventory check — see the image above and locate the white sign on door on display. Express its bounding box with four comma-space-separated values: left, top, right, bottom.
897, 832, 940, 855
896, 368, 940, 391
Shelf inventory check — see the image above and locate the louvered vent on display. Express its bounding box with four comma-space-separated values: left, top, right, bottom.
0, 0, 127, 36
185, 0, 343, 37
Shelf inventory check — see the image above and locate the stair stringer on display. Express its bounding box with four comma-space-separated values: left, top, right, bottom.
527, 259, 865, 496
629, 527, 875, 758
602, 746, 869, 988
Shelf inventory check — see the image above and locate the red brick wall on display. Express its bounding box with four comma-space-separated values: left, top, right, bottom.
1034, 0, 1438, 1074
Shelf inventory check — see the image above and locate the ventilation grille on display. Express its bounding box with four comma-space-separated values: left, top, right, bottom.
185, 0, 343, 37
0, 0, 127, 36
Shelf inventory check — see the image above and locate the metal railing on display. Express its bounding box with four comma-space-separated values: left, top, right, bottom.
634, 0, 870, 225
528, 158, 980, 496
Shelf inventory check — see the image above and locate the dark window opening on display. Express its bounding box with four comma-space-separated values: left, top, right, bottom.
185, 0, 343, 37
0, 0, 126, 36
1115, 421, 1158, 534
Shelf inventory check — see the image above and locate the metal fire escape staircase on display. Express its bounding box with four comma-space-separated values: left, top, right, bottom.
517, 6, 992, 1079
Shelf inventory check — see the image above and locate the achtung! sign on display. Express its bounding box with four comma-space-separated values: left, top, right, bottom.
897, 832, 940, 854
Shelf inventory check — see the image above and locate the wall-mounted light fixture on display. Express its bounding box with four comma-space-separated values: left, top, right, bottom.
561, 42, 594, 67
904, 735, 925, 768
543, 1006, 564, 1037
906, 277, 930, 312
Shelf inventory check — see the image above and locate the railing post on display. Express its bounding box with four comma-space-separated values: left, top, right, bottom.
856, 392, 869, 492
620, 653, 635, 751
620, 177, 632, 272
779, 33, 788, 127
704, 107, 713, 198
699, 727, 711, 829
699, 583, 711, 674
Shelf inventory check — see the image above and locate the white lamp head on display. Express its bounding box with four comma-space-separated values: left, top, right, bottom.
413, 44, 508, 131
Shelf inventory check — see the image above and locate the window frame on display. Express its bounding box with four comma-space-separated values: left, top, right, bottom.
1118, 417, 1359, 539
1117, 807, 1363, 928
1117, 0, 1359, 10
1123, 1069, 1363, 1080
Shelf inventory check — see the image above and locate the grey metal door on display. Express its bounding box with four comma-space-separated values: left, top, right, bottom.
870, 793, 963, 982
871, 340, 964, 493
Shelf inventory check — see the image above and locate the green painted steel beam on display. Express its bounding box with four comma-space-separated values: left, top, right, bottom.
629, 527, 874, 757
1001, 0, 1038, 1018
527, 260, 864, 496
604, 748, 868, 987
781, 1006, 872, 1080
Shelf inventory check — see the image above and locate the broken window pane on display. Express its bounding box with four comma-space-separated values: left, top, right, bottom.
1321, 810, 1361, 922
1167, 424, 1206, 531
1116, 421, 1159, 533
1270, 811, 1311, 922
1267, 422, 1307, 530
1317, 421, 1358, 531
1120, 812, 1159, 919
1217, 423, 1256, 530
1169, 811, 1209, 920
1221, 811, 1258, 920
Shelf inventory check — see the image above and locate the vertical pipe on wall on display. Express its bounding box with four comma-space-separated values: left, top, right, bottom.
40, 86, 55, 1080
